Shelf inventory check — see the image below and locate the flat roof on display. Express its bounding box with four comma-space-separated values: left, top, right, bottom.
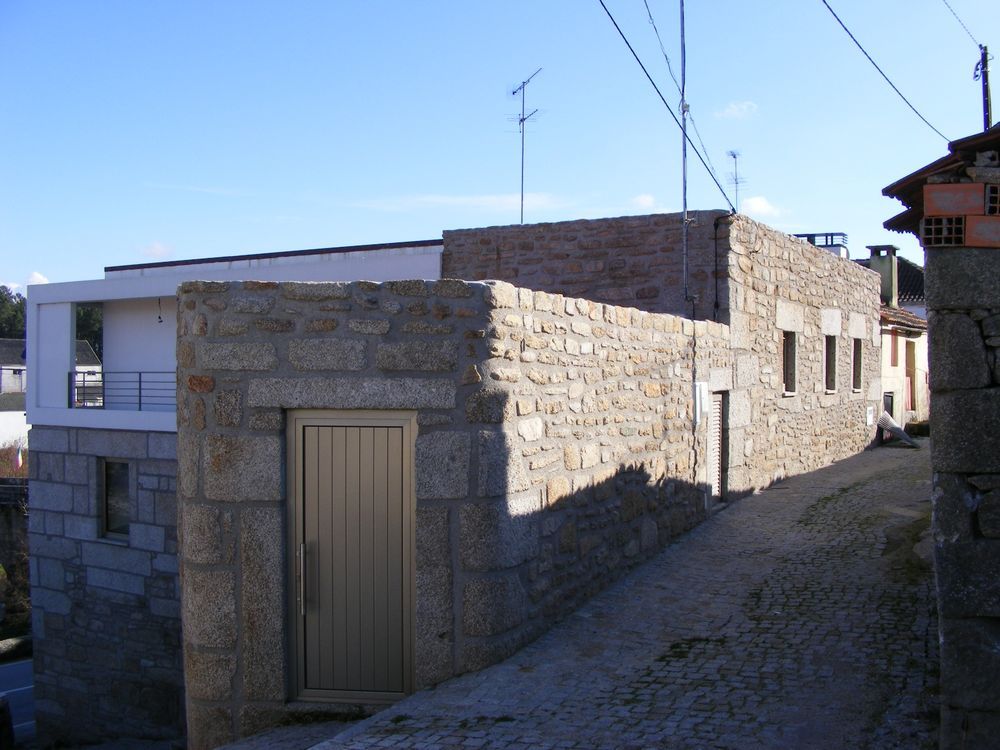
104, 238, 442, 273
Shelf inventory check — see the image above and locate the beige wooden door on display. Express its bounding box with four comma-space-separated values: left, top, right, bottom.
288, 410, 415, 703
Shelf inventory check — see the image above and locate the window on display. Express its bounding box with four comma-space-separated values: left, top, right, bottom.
824, 336, 837, 392
852, 339, 863, 391
890, 330, 898, 367
782, 331, 796, 394
101, 459, 131, 538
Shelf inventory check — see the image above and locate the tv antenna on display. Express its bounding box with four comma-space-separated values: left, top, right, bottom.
512, 67, 542, 224
727, 150, 745, 213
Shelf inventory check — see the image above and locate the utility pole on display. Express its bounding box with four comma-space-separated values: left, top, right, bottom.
513, 68, 541, 224
680, 0, 690, 303
976, 45, 992, 131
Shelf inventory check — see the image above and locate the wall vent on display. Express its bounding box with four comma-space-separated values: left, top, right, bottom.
922, 216, 965, 247
987, 184, 999, 216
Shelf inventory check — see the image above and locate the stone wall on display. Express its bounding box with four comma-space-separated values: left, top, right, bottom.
443, 212, 882, 492
925, 245, 1000, 747
27, 427, 181, 745
722, 215, 882, 488
443, 211, 729, 322
175, 278, 731, 749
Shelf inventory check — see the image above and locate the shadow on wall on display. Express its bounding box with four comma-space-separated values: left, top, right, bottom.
422, 388, 724, 680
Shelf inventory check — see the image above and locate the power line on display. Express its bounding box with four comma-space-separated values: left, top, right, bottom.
597, 0, 735, 212
819, 0, 949, 141
939, 0, 979, 47
642, 0, 722, 182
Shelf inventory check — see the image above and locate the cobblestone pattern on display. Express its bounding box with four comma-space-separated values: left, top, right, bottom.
922, 165, 1000, 747
311, 443, 937, 750
26, 426, 182, 745
175, 279, 729, 749
444, 212, 882, 494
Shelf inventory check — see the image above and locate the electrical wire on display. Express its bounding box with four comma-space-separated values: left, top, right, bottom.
939, 0, 979, 48
598, 0, 736, 212
819, 0, 949, 141
642, 0, 722, 182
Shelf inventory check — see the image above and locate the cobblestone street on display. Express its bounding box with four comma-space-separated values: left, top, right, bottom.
305, 442, 937, 750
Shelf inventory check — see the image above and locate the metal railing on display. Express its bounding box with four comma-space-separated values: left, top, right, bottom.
69, 371, 176, 411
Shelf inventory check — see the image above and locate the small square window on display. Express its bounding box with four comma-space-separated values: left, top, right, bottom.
782, 331, 796, 394
824, 336, 837, 392
101, 459, 131, 539
852, 339, 863, 392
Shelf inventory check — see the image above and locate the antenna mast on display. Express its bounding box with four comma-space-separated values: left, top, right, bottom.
513, 68, 542, 224
727, 150, 745, 213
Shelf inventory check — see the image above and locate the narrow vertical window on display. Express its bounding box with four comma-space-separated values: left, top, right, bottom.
825, 335, 837, 392
102, 459, 131, 538
890, 330, 898, 367
852, 339, 863, 391
782, 331, 796, 394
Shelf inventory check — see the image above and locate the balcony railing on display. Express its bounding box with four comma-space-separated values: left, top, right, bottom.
69, 371, 176, 412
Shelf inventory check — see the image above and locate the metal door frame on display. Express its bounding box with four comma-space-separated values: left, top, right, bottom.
286, 409, 416, 704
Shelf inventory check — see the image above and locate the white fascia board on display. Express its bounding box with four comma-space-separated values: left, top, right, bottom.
29, 407, 176, 433
28, 275, 185, 305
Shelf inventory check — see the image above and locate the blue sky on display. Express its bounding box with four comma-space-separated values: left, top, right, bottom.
1, 1, 996, 290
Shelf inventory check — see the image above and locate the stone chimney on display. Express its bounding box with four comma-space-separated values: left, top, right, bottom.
865, 244, 898, 307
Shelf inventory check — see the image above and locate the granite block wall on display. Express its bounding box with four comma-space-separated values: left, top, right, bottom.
175, 278, 732, 749
444, 212, 882, 493
925, 245, 1000, 747
27, 427, 182, 745
442, 211, 729, 322
722, 215, 882, 487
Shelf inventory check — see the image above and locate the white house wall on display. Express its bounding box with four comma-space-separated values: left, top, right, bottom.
103, 297, 178, 375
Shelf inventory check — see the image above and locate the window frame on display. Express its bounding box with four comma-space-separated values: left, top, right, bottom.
782, 330, 797, 396
824, 335, 837, 393
852, 338, 863, 392
98, 457, 134, 541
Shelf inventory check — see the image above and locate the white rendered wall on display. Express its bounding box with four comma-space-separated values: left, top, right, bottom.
0, 411, 28, 446
103, 297, 178, 374
104, 244, 442, 282
33, 303, 76, 409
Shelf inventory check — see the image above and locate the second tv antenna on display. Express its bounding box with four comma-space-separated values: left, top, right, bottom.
513, 67, 542, 224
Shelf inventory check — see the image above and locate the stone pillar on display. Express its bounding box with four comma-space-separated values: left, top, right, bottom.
925, 244, 1000, 747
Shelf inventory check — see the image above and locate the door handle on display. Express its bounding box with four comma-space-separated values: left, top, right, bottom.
299, 543, 306, 617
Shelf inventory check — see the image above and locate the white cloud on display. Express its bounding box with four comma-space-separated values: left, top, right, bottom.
27, 271, 49, 285
142, 241, 173, 260
741, 196, 782, 218
715, 101, 758, 120
631, 194, 656, 209
354, 192, 565, 213
1, 282, 20, 292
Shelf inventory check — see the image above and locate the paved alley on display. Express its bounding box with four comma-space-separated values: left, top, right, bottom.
305, 441, 937, 750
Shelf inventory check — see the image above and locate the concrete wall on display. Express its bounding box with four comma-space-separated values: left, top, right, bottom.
925, 245, 1000, 747
175, 278, 732, 749
881, 328, 930, 424
27, 427, 181, 745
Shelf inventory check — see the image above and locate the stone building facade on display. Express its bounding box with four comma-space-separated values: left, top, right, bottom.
26, 427, 181, 744
883, 127, 1000, 748
28, 211, 881, 747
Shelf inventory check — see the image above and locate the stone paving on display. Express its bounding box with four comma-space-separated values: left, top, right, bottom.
302, 441, 938, 750
71, 442, 936, 750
